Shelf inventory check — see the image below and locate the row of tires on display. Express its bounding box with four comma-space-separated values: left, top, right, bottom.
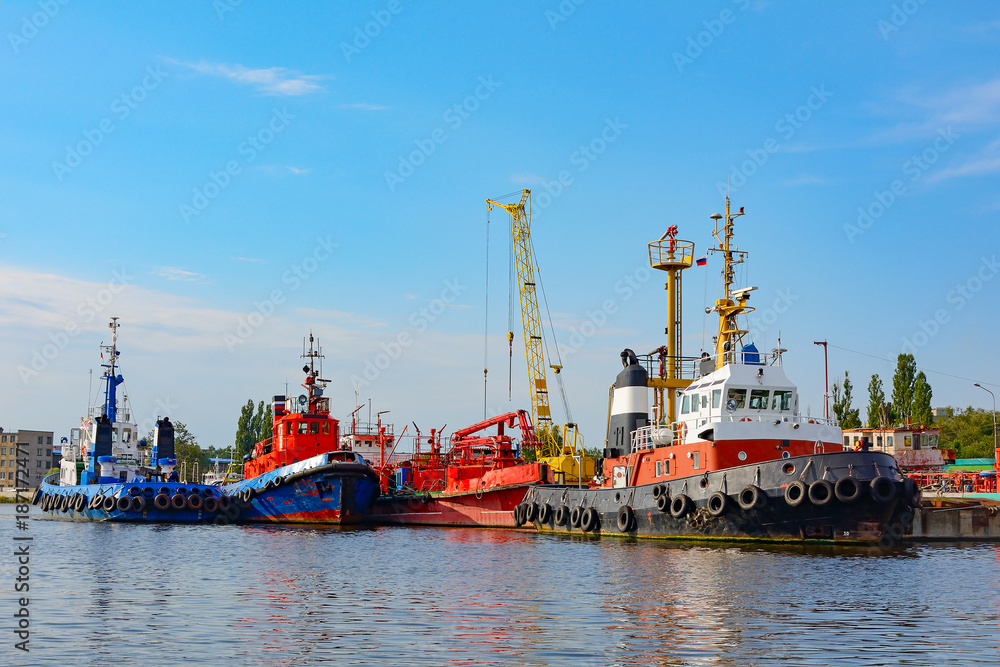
515, 476, 919, 533
33, 489, 241, 520
233, 475, 285, 504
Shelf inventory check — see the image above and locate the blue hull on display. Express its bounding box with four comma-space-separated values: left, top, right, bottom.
223, 452, 380, 525
36, 474, 238, 524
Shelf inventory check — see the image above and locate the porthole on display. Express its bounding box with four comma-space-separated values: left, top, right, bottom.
781, 451, 791, 460
737, 451, 747, 461
782, 462, 795, 474
699, 477, 709, 489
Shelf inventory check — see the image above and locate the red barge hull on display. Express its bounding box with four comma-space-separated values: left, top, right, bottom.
368, 484, 533, 527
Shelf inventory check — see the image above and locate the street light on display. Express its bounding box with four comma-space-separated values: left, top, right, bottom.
973, 383, 998, 461
813, 340, 829, 420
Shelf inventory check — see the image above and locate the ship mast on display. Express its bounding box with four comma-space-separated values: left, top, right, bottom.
100, 317, 124, 422
301, 332, 328, 413
709, 197, 755, 369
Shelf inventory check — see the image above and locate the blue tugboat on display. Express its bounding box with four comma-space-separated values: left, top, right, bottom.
33, 318, 241, 523
221, 334, 380, 524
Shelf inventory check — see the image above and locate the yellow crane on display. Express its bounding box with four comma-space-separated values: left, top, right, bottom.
486, 189, 594, 483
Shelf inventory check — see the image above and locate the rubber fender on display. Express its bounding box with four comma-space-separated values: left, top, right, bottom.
737, 485, 766, 511
834, 477, 861, 503
784, 481, 807, 507
616, 505, 635, 532
670, 494, 692, 518
708, 492, 728, 516
581, 507, 599, 532
808, 480, 834, 506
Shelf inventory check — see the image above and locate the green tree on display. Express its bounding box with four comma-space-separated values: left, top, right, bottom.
831, 371, 862, 429
911, 372, 933, 425
234, 399, 256, 461
867, 374, 885, 428
891, 353, 917, 424
936, 406, 996, 458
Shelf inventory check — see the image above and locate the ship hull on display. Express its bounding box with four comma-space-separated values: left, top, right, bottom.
368, 484, 533, 527
35, 475, 238, 523
521, 451, 917, 544
225, 453, 380, 525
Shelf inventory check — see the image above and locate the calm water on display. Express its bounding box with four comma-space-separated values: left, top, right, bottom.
4, 504, 999, 667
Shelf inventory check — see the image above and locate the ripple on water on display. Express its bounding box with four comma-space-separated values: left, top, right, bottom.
11, 505, 1000, 666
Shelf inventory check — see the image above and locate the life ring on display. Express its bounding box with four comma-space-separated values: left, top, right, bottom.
581, 507, 599, 532
708, 492, 728, 516
570, 506, 583, 528
202, 496, 219, 513
738, 485, 765, 510
677, 423, 688, 441
170, 493, 187, 510
186, 494, 204, 510
808, 480, 834, 506
784, 481, 807, 507
554, 505, 569, 526
740, 417, 752, 422
616, 505, 635, 532
153, 493, 171, 510
670, 494, 691, 518
834, 477, 861, 503
808, 419, 816, 424
537, 503, 552, 523
870, 476, 896, 503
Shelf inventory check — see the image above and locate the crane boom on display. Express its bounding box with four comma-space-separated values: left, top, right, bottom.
486, 189, 552, 436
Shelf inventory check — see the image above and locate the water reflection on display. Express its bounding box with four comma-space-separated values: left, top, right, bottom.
13, 505, 1000, 666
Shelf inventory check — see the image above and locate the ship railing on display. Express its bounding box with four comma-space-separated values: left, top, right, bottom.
343, 422, 396, 438
714, 414, 838, 426
630, 424, 677, 452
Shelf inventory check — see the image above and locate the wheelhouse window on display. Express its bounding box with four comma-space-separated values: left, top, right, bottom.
749, 390, 770, 410
772, 391, 793, 411
309, 422, 319, 435
298, 422, 308, 434
712, 389, 721, 409
682, 395, 690, 414
701, 394, 708, 409
727, 388, 747, 409
322, 422, 331, 435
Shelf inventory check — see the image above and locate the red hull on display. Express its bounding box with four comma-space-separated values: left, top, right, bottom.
367, 485, 534, 527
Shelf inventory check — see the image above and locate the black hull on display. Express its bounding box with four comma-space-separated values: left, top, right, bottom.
521, 451, 917, 544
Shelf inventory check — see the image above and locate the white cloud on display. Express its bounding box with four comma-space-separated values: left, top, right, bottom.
286, 166, 311, 175
232, 256, 265, 264
171, 59, 326, 96
155, 266, 208, 282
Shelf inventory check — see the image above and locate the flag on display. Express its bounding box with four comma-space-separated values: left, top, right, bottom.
696, 255, 707, 266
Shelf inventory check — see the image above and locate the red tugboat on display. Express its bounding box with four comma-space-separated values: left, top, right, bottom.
222, 334, 380, 524
518, 199, 919, 543
366, 410, 552, 527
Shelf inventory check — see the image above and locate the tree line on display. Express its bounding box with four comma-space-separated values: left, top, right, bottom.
831, 353, 996, 458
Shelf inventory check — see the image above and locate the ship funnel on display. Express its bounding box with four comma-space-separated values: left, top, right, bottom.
93, 415, 113, 459
605, 350, 649, 458
154, 417, 175, 461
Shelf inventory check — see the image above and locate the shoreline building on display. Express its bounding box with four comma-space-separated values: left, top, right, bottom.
0, 428, 59, 490
840, 424, 948, 469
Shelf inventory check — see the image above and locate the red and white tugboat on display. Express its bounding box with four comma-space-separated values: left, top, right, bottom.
222, 334, 380, 524
367, 410, 551, 527
518, 199, 919, 542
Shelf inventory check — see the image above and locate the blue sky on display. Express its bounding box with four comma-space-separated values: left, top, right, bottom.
2, 1, 999, 448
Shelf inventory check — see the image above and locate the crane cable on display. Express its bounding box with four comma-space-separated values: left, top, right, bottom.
483, 208, 490, 419
530, 242, 574, 426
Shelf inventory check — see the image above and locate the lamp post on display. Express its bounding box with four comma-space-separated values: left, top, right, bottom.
973, 383, 997, 484
813, 340, 829, 420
